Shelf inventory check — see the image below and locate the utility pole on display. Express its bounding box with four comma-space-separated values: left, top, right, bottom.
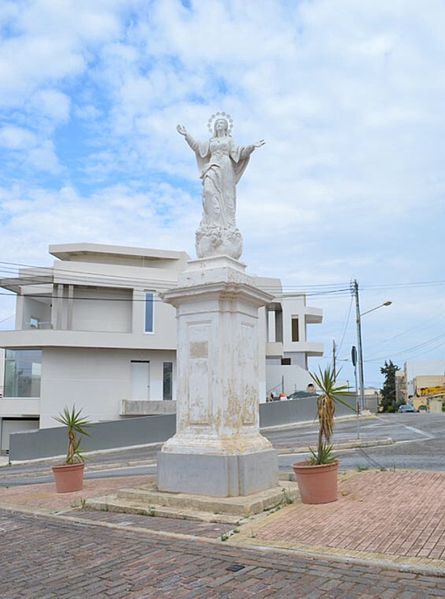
352, 280, 365, 412
351, 345, 360, 439
332, 339, 337, 380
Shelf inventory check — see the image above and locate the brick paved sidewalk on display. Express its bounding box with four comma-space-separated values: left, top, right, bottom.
231, 470, 445, 572
0, 475, 152, 513
1, 468, 444, 580
1, 509, 445, 598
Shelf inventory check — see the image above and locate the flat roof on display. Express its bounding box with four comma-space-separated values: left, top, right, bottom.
49, 243, 190, 262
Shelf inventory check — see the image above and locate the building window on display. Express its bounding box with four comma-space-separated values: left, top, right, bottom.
281, 358, 291, 366
291, 318, 299, 342
4, 350, 41, 398
145, 292, 154, 333
163, 362, 173, 401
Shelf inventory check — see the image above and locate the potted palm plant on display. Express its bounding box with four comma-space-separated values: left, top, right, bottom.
293, 367, 349, 504
52, 406, 90, 493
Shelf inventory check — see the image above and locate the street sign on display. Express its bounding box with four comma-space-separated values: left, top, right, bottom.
351, 345, 357, 367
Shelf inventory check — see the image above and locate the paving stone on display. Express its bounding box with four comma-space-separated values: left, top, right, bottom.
235, 470, 445, 568
0, 508, 444, 598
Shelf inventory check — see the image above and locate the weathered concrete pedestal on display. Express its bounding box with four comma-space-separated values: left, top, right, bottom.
157, 256, 278, 497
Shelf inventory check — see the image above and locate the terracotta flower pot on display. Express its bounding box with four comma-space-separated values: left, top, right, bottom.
52, 462, 85, 493
293, 461, 339, 504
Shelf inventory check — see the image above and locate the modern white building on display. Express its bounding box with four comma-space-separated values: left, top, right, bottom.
0, 243, 323, 449
265, 294, 323, 396
0, 348, 4, 398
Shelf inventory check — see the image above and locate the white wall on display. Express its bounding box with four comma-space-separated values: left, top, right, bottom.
0, 348, 4, 397
71, 287, 132, 332
258, 307, 267, 403
40, 347, 176, 428
281, 296, 307, 350
131, 288, 177, 345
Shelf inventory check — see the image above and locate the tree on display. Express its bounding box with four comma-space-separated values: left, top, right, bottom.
380, 360, 400, 412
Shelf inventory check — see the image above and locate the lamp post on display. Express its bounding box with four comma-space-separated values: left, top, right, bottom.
353, 280, 392, 411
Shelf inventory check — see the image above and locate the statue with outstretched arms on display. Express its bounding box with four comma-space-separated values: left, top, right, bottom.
177, 112, 264, 260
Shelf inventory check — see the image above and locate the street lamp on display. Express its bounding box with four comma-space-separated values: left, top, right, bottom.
353, 280, 392, 411
361, 300, 392, 317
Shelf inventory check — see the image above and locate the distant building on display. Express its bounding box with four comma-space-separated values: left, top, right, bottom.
404, 361, 445, 397
403, 361, 445, 411
0, 243, 324, 450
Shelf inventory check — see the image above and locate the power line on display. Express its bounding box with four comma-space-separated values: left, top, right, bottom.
364, 307, 445, 352
363, 280, 445, 290
365, 331, 445, 362
2, 259, 445, 292
335, 295, 354, 357
0, 259, 351, 291
0, 287, 354, 302
0, 265, 353, 299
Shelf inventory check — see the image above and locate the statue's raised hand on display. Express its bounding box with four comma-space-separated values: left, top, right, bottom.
253, 139, 265, 148
177, 124, 187, 136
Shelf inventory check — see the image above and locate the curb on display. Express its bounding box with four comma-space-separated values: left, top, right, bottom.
230, 538, 445, 578
278, 437, 393, 455
261, 413, 376, 433
1, 503, 443, 579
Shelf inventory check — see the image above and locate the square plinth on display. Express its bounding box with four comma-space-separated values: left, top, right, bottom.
157, 449, 278, 497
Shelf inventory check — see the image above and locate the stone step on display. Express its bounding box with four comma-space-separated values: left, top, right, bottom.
114, 482, 298, 517
86, 495, 243, 525
85, 481, 299, 525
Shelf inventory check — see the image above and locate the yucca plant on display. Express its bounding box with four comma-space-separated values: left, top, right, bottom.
54, 406, 90, 464
308, 367, 350, 465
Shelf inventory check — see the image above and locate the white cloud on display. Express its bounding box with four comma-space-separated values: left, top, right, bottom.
30, 89, 71, 123
0, 0, 445, 383
0, 125, 59, 172
0, 125, 35, 149
0, 181, 198, 266
0, 0, 128, 114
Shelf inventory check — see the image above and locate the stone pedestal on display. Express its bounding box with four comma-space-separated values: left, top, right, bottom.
157, 256, 278, 497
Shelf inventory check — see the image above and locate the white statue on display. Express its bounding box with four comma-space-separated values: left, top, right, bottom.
177, 112, 265, 260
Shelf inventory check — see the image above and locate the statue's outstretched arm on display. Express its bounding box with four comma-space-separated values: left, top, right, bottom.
177, 124, 199, 152
238, 139, 266, 159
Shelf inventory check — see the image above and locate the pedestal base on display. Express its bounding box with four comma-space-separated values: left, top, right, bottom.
157, 449, 278, 497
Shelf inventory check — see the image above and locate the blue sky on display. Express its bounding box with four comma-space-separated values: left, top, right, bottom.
1, 0, 445, 387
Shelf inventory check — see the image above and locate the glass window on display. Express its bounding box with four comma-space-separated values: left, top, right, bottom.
4, 350, 41, 398
163, 362, 173, 401
291, 318, 299, 342
145, 292, 154, 333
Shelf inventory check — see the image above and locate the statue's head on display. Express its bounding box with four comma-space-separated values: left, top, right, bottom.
207, 112, 233, 136
214, 118, 229, 135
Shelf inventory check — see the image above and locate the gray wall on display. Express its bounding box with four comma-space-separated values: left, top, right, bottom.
9, 395, 361, 461
259, 395, 358, 428
9, 414, 176, 461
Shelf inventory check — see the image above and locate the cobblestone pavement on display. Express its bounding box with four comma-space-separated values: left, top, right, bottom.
76, 509, 235, 539
1, 509, 445, 598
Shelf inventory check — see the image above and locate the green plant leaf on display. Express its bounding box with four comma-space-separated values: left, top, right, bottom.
308, 443, 336, 465
54, 405, 90, 465
308, 366, 354, 461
